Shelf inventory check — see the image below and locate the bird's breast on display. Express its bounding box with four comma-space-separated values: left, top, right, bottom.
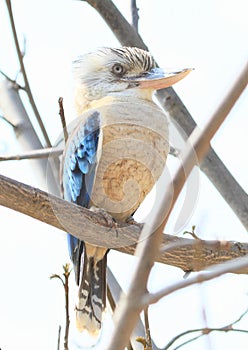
90, 100, 169, 221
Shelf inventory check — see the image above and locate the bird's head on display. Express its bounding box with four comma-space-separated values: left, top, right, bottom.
73, 47, 191, 110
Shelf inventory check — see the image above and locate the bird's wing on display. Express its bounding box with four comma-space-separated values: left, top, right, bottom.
62, 111, 101, 284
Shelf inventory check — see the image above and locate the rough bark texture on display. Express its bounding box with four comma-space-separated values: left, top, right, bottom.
1, 173, 247, 273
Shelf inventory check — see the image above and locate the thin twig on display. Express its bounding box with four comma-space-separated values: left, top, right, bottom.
163, 308, 248, 349
0, 113, 16, 128
131, 0, 139, 31
57, 325, 61, 350
0, 147, 63, 161
21, 33, 27, 58
0, 70, 20, 88
172, 334, 203, 350
14, 34, 27, 81
145, 257, 248, 307
63, 264, 71, 350
183, 225, 200, 240
58, 97, 68, 143
107, 285, 116, 312
5, 0, 51, 147
0, 70, 13, 81
144, 307, 152, 350
51, 264, 71, 350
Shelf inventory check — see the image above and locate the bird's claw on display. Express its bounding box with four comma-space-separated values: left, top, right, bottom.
89, 206, 117, 229
126, 215, 143, 228
126, 215, 137, 225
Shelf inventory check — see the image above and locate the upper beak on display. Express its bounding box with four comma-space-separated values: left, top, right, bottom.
122, 67, 193, 90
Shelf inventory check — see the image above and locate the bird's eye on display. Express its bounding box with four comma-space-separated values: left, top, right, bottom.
112, 63, 125, 76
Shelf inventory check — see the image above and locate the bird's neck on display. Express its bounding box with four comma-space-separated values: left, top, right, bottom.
75, 86, 155, 116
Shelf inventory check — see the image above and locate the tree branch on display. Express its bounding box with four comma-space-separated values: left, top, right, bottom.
51, 264, 71, 350
107, 268, 159, 350
0, 69, 22, 88
82, 0, 248, 230
0, 173, 248, 272
131, 0, 139, 32
5, 0, 51, 147
82, 0, 147, 49
0, 80, 59, 190
106, 279, 136, 350
163, 309, 248, 349
105, 59, 247, 350
0, 173, 140, 247
0, 147, 63, 161
57, 325, 61, 350
156, 89, 248, 231
145, 256, 248, 307
0, 146, 177, 162
58, 97, 68, 143
143, 307, 152, 350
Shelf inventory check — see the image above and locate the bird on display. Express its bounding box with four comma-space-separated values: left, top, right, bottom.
61, 47, 191, 336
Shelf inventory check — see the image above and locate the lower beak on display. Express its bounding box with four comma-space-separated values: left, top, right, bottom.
124, 67, 193, 90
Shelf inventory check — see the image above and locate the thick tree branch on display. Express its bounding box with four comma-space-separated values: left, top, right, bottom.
82, 0, 147, 49
0, 173, 139, 248
0, 173, 248, 272
107, 268, 159, 350
0, 80, 50, 185
0, 80, 59, 190
82, 0, 248, 230
131, 0, 139, 32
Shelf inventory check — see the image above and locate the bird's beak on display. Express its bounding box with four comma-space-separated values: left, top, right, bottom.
123, 67, 193, 90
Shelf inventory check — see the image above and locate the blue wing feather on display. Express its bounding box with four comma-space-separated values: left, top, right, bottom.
62, 111, 100, 284
77, 158, 89, 174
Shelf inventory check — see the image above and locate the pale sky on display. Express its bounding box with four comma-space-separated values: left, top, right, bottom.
0, 1, 247, 349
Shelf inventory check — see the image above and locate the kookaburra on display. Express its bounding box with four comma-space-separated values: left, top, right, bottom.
61, 47, 191, 335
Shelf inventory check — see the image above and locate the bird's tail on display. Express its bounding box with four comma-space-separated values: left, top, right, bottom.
76, 244, 107, 336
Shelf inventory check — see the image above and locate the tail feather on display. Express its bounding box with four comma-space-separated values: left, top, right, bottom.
76, 244, 107, 335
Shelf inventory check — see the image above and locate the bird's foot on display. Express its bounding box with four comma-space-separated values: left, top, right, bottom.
126, 215, 143, 228
126, 215, 136, 225
89, 206, 117, 229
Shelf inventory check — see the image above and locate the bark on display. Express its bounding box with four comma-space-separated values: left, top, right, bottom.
1, 173, 248, 273
0, 80, 58, 191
